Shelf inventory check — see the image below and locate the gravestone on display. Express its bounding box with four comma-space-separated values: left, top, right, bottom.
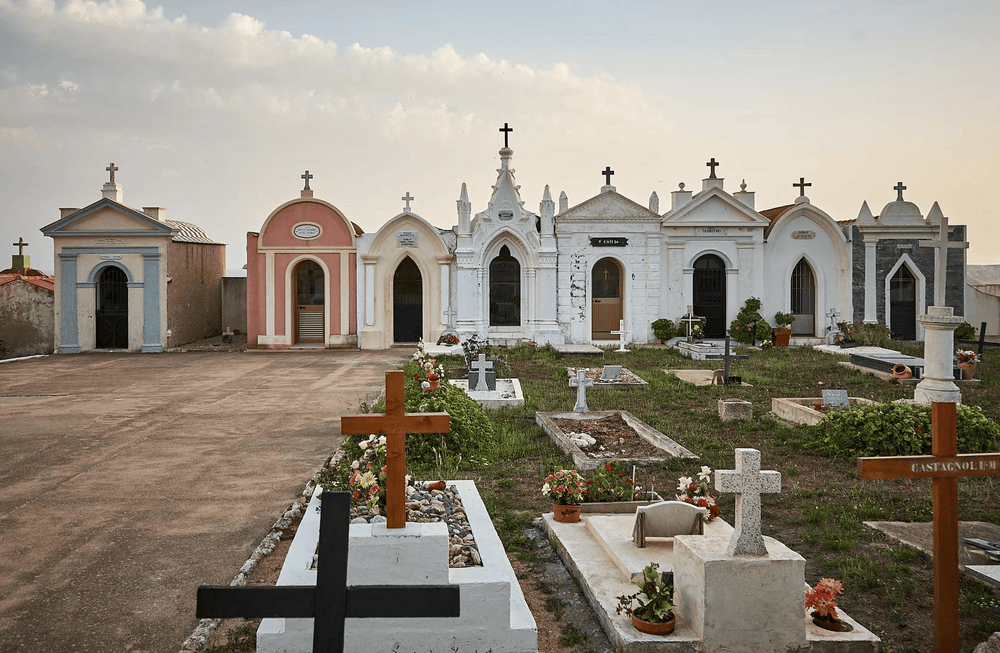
631, 501, 706, 547
222, 326, 234, 344
705, 336, 747, 385
679, 307, 705, 341
821, 389, 849, 408
715, 448, 781, 556
600, 365, 622, 381
825, 308, 842, 344
568, 369, 594, 413
610, 319, 629, 353
468, 353, 496, 391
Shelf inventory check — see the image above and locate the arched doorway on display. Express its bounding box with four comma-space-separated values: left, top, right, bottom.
693, 254, 726, 338
592, 258, 622, 340
790, 258, 816, 335
489, 245, 520, 326
890, 265, 916, 340
393, 257, 423, 343
95, 266, 128, 349
294, 260, 325, 344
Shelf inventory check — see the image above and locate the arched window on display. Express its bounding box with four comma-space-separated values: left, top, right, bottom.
489, 245, 520, 326
790, 258, 816, 335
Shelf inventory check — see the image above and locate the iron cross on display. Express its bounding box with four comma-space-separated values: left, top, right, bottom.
302, 170, 313, 191
602, 166, 615, 185
402, 192, 414, 212
793, 177, 811, 196
705, 336, 748, 385
706, 157, 720, 179
106, 162, 118, 184
196, 492, 460, 653
499, 122, 513, 148
13, 237, 28, 256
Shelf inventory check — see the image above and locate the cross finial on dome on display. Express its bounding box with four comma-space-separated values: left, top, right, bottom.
301, 170, 313, 191
106, 162, 118, 184
706, 157, 720, 179
894, 181, 907, 201
793, 177, 811, 197
402, 192, 414, 212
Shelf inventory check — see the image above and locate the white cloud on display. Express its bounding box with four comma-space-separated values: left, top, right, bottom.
0, 126, 37, 143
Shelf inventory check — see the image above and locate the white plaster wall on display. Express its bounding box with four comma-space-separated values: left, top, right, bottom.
967, 285, 1000, 335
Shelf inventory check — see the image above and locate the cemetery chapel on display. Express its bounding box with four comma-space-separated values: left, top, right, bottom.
247, 125, 967, 349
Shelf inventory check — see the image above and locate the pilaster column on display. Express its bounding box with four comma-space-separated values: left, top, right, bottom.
361, 254, 378, 327
141, 252, 163, 353
57, 253, 80, 354
436, 255, 453, 326
864, 238, 877, 324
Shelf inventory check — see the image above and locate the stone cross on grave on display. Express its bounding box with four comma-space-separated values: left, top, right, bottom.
340, 371, 450, 528
470, 354, 493, 392
569, 369, 594, 413
919, 215, 969, 307
401, 191, 414, 212
705, 336, 748, 385
611, 319, 629, 352
715, 448, 781, 556
958, 321, 1000, 360
826, 308, 840, 332
196, 492, 460, 653
858, 404, 1000, 653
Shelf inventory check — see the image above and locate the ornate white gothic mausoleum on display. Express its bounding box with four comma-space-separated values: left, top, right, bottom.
245, 126, 967, 350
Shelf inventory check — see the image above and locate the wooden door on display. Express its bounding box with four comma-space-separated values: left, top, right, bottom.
592, 258, 622, 339
295, 261, 325, 344
890, 266, 916, 340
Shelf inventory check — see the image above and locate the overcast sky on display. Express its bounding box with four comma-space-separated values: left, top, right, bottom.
2, 0, 997, 276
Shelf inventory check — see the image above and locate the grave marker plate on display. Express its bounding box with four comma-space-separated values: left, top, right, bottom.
600, 365, 622, 381
821, 389, 849, 408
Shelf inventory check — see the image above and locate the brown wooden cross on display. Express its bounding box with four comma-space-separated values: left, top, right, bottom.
858, 402, 1000, 653
340, 371, 449, 528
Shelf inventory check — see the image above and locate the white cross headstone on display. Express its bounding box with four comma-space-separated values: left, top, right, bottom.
568, 369, 594, 413
715, 448, 781, 557
825, 308, 842, 344
610, 319, 630, 352
918, 215, 969, 308
470, 354, 494, 392
443, 306, 458, 329
679, 310, 704, 340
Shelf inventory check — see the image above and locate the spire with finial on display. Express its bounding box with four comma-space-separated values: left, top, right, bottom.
558, 191, 568, 214
649, 191, 659, 213
457, 182, 471, 234
540, 185, 554, 235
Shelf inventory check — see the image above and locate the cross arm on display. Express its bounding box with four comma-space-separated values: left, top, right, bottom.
197, 585, 460, 619
858, 453, 1000, 480
341, 412, 450, 435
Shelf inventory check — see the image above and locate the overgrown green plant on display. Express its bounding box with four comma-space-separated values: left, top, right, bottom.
955, 321, 977, 343
651, 318, 677, 343
729, 297, 772, 344
808, 403, 1000, 457
774, 311, 796, 328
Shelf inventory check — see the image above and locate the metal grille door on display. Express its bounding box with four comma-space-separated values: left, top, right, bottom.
489, 246, 521, 327
693, 255, 726, 337
890, 266, 916, 339
393, 257, 423, 343
96, 266, 128, 349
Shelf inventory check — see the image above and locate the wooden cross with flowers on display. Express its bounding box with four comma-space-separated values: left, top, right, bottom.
341, 371, 449, 528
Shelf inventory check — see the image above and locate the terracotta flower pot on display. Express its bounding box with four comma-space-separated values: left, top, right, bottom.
552, 504, 582, 523
957, 362, 976, 380
774, 327, 792, 347
631, 613, 675, 635
891, 363, 912, 380
810, 612, 853, 632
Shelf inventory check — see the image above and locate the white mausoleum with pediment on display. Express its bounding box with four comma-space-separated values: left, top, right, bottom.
247, 128, 967, 350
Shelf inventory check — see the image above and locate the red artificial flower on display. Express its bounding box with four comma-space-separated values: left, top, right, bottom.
605, 463, 614, 472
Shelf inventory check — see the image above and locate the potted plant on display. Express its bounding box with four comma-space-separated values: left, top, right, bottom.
806, 577, 852, 632
651, 318, 677, 344
955, 349, 981, 380
690, 323, 704, 342
616, 563, 676, 635
542, 469, 587, 523
836, 321, 857, 348
412, 339, 444, 391
773, 311, 795, 347
676, 466, 721, 521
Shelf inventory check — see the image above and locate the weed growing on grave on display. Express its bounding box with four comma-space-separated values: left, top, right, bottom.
558, 624, 586, 646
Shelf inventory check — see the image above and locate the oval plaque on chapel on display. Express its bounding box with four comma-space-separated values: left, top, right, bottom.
791, 230, 816, 240
293, 223, 321, 239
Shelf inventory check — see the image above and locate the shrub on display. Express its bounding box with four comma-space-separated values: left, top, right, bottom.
808, 403, 1000, 458
730, 297, 772, 344
955, 321, 977, 343
651, 318, 677, 343
852, 323, 894, 347
774, 311, 796, 327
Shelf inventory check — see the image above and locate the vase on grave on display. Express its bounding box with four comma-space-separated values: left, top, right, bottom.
892, 364, 913, 380
810, 612, 853, 632
631, 613, 676, 636
552, 504, 582, 523
773, 327, 792, 347
424, 374, 441, 391
957, 362, 976, 380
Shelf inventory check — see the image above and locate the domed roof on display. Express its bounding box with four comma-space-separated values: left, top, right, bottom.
879, 199, 923, 224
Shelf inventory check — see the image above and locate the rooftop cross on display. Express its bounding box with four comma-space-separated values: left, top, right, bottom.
894, 181, 907, 201
793, 177, 812, 196
499, 122, 513, 148
470, 354, 494, 392
602, 166, 615, 186
705, 336, 748, 385
106, 162, 118, 184
196, 492, 460, 653
301, 170, 313, 191
401, 192, 414, 212
340, 371, 450, 528
568, 368, 594, 413
706, 157, 720, 179
918, 215, 968, 307
13, 237, 28, 256
858, 404, 1000, 653
715, 448, 781, 556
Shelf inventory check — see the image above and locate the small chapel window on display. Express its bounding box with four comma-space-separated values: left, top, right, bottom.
489, 245, 521, 327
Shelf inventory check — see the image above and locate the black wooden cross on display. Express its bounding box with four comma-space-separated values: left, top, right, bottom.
602, 166, 615, 185
793, 177, 811, 196
196, 492, 460, 653
705, 336, 748, 385
302, 170, 313, 191
499, 122, 513, 148
106, 162, 118, 184
706, 157, 719, 179
958, 321, 1000, 360
894, 181, 907, 201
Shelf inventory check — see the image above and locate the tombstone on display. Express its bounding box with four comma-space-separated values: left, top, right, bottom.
821, 389, 849, 408
715, 448, 781, 556
600, 365, 622, 381
568, 368, 594, 413
468, 353, 496, 391
679, 309, 705, 341
825, 308, 842, 345
610, 319, 630, 353
631, 501, 706, 547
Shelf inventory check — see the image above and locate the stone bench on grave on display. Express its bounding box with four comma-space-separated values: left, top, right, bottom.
631, 501, 707, 547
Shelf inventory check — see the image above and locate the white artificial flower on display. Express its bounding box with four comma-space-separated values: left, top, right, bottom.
542, 482, 551, 496
378, 435, 386, 446
698, 466, 712, 482
677, 476, 693, 491
351, 460, 360, 469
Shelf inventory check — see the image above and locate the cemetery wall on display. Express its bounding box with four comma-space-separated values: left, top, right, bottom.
166, 240, 224, 346
0, 276, 54, 357
221, 276, 247, 333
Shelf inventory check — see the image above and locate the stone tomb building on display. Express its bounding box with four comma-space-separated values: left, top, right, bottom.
40, 168, 225, 353
0, 239, 55, 358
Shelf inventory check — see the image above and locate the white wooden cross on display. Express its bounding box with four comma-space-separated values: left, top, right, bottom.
679, 306, 704, 340
826, 308, 840, 332
715, 448, 781, 556
470, 353, 493, 391
569, 369, 594, 413
919, 215, 968, 308
610, 319, 630, 352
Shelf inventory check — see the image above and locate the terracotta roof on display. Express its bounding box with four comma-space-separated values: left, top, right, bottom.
759, 204, 794, 222
0, 273, 55, 292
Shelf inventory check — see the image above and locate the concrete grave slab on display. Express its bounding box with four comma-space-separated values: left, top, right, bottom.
863, 520, 1000, 570
771, 397, 876, 426
451, 377, 525, 409
567, 366, 649, 390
